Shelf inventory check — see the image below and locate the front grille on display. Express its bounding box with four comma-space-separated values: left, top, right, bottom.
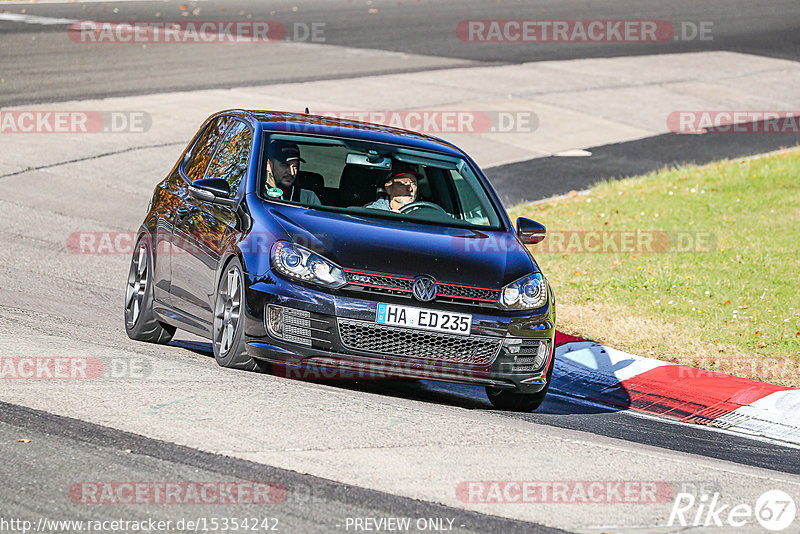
344, 270, 500, 306
345, 271, 413, 292
438, 283, 499, 302
337, 318, 502, 366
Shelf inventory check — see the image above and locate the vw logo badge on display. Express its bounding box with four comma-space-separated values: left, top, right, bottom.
412, 276, 438, 302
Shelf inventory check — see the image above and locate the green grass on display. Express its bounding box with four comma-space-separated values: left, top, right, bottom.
509, 148, 800, 386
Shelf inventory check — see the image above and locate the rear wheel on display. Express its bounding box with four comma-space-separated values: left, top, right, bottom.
125, 237, 176, 343
212, 258, 266, 372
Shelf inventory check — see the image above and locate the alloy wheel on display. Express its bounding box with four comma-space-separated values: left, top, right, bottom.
214, 266, 241, 355
125, 243, 148, 327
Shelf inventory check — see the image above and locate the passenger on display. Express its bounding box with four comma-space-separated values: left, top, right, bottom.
264, 140, 321, 205
364, 170, 421, 212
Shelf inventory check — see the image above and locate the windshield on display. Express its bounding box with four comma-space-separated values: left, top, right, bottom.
258, 132, 504, 229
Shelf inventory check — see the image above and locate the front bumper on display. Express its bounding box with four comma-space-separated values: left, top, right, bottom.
242, 272, 556, 394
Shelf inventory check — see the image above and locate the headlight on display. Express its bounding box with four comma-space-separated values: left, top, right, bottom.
270, 241, 346, 289
500, 272, 547, 310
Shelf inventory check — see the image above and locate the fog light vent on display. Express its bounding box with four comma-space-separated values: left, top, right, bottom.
266, 305, 313, 346
267, 305, 283, 337
505, 339, 549, 372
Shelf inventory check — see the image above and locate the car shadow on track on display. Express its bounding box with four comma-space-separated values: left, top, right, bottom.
167, 337, 631, 415
169, 339, 214, 355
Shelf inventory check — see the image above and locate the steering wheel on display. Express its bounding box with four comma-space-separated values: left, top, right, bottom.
398, 201, 449, 216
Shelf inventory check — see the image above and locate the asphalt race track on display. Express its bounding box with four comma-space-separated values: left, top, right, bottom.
0, 401, 560, 534
4, 0, 800, 199
2, 0, 800, 104
1, 1, 800, 533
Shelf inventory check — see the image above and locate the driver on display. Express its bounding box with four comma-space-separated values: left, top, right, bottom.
264, 140, 321, 205
365, 170, 421, 212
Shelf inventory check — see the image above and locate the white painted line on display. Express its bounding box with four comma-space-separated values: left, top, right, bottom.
554, 149, 592, 157
713, 390, 800, 444
0, 13, 77, 25
0, 14, 271, 47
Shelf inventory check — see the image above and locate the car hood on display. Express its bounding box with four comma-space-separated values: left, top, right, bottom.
260, 203, 536, 288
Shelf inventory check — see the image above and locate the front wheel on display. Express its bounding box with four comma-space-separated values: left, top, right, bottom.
124, 237, 176, 344
485, 387, 549, 412
212, 258, 266, 372
486, 351, 554, 411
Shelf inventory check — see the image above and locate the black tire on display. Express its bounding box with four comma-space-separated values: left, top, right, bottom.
125, 236, 176, 344
486, 349, 555, 412
212, 258, 266, 372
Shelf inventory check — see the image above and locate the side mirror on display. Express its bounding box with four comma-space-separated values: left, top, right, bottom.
189, 178, 236, 207
516, 217, 546, 245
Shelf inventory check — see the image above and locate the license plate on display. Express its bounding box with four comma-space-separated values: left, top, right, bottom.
376, 303, 472, 336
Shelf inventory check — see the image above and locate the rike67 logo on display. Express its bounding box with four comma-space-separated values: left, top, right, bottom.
669, 490, 797, 531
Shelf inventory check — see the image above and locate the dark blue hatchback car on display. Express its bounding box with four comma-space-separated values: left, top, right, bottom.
125, 110, 556, 411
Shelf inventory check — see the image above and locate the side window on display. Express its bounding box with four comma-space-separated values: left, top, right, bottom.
450, 169, 489, 225
205, 121, 251, 196
183, 116, 234, 182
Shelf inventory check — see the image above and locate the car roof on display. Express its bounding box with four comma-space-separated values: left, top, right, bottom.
228, 110, 466, 157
